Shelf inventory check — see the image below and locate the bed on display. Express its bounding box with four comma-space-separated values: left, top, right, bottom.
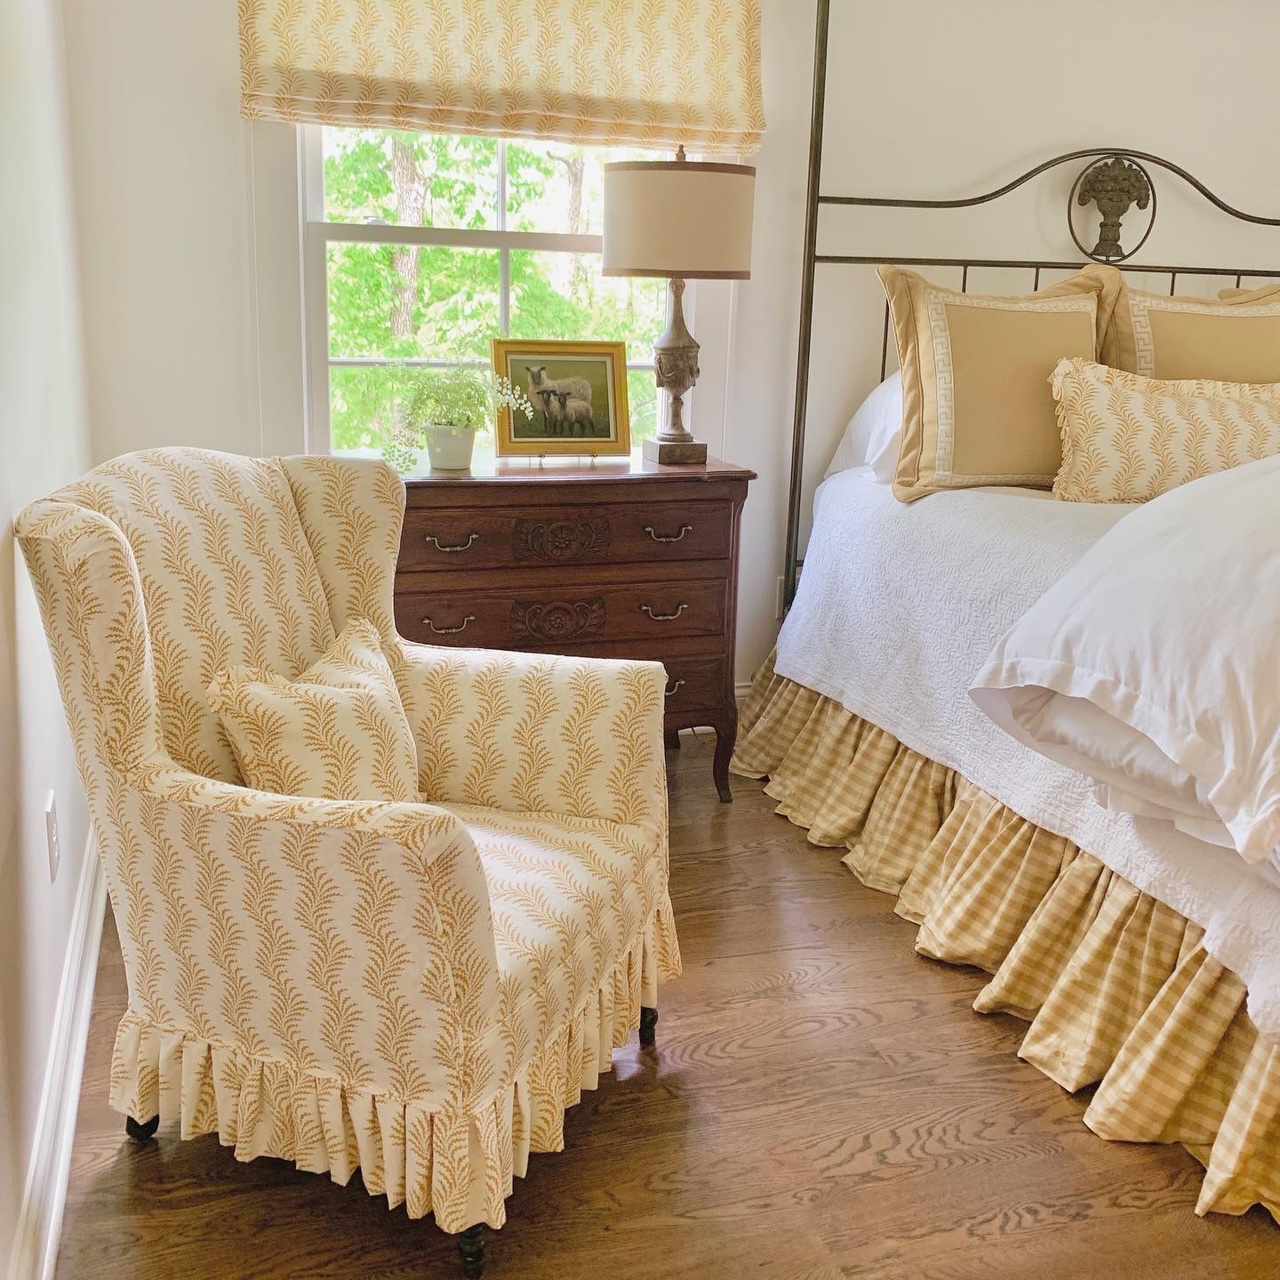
735, 135, 1280, 1225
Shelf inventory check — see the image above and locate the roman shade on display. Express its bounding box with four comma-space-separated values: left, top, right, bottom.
238, 0, 766, 156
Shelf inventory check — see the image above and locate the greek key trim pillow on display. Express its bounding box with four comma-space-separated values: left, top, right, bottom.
879, 265, 1120, 502
207, 618, 419, 801
1051, 357, 1280, 504
1102, 280, 1280, 382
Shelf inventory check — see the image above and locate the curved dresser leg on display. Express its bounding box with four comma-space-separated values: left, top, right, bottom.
458, 1224, 486, 1278
713, 708, 738, 803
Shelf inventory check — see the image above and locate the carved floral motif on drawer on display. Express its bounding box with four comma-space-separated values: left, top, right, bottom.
513, 516, 610, 562
511, 598, 607, 644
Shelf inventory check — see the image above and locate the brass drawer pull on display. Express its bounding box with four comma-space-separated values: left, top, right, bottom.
422, 614, 476, 635
664, 679, 686, 698
424, 532, 480, 553
641, 602, 689, 622
643, 523, 692, 544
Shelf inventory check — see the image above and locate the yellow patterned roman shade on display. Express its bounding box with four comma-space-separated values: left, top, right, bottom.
237, 0, 765, 155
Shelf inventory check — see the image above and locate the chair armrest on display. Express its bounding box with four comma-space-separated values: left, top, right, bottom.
394, 641, 668, 833
114, 761, 498, 1107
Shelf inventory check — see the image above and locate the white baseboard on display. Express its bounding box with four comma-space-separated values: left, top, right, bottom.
7, 832, 105, 1280
735, 681, 753, 701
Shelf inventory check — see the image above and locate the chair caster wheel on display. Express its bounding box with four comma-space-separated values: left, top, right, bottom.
126, 1114, 159, 1142
458, 1224, 486, 1277
640, 1006, 658, 1047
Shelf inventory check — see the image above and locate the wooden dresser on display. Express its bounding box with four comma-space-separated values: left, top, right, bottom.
396, 456, 755, 800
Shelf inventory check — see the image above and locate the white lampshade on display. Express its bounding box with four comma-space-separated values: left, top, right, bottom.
602, 160, 756, 279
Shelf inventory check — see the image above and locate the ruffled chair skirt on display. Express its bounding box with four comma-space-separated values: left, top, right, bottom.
110, 900, 680, 1234
732, 654, 1280, 1223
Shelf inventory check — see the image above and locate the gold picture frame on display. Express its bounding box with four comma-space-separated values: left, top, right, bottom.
491, 339, 632, 457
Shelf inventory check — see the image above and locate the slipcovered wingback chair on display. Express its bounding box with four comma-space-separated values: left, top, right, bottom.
17, 448, 680, 1276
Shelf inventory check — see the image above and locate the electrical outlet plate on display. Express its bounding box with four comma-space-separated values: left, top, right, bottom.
45, 792, 60, 883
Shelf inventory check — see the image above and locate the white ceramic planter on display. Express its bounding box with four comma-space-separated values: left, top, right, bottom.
424, 425, 477, 471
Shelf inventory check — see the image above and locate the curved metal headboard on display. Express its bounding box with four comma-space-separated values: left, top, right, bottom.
784, 0, 1280, 608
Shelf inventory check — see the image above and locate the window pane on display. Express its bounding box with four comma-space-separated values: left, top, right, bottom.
504, 141, 669, 235
327, 242, 500, 361
323, 128, 498, 230
508, 250, 667, 356
627, 368, 659, 444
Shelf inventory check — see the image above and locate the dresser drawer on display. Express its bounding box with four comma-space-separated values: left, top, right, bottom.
660, 655, 729, 715
397, 578, 727, 649
400, 500, 732, 572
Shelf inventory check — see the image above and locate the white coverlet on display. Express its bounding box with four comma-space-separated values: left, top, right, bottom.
777, 465, 1280, 1035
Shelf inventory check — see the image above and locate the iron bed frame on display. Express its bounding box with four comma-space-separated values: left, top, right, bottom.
783, 0, 1280, 608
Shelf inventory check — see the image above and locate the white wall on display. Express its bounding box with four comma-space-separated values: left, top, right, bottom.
59, 0, 305, 465
0, 0, 94, 1260
54, 0, 1280, 691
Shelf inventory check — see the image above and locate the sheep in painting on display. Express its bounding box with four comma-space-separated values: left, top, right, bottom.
536, 388, 564, 434
526, 365, 593, 413
557, 390, 596, 437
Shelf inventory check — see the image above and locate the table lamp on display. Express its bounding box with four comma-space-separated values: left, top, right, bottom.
603, 148, 756, 465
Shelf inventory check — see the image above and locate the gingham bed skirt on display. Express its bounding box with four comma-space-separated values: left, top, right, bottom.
731, 652, 1280, 1223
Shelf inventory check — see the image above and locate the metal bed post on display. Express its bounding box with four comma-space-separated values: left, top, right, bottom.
782, 0, 831, 610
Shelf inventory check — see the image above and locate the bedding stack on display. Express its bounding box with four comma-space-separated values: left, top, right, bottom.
738, 261, 1280, 1223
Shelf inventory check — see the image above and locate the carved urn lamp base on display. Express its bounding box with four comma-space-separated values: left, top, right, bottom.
643, 436, 708, 466
643, 275, 708, 467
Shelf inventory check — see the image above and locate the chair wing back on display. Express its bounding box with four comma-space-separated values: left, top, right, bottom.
280, 455, 406, 645
18, 499, 165, 821
19, 449, 337, 783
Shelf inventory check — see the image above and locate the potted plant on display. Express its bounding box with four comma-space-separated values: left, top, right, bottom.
381, 367, 489, 472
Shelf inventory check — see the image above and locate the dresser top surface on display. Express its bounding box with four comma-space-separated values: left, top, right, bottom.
405, 454, 755, 488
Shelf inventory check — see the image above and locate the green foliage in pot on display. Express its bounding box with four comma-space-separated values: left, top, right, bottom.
383, 368, 489, 472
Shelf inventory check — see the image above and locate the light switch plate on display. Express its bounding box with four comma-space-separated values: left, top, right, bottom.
45, 792, 60, 883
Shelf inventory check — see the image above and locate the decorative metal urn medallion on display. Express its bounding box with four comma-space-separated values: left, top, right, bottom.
1070, 155, 1155, 262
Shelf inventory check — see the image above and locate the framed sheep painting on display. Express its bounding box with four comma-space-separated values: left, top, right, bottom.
491, 338, 632, 457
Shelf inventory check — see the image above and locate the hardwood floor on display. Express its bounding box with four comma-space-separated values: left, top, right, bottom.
57, 734, 1278, 1279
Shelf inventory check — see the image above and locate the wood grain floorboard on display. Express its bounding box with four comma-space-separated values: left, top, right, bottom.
56, 734, 1278, 1278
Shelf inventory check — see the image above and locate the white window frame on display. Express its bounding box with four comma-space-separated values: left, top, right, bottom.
298, 124, 677, 454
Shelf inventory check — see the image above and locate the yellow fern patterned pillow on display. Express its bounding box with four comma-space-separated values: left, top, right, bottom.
207, 618, 419, 801
1051, 358, 1280, 504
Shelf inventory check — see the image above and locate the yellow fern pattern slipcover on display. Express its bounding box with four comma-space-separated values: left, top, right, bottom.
17, 448, 680, 1235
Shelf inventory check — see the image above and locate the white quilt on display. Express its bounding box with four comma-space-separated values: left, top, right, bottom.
777, 466, 1280, 1035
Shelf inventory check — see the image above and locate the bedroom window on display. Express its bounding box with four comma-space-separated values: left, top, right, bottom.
299, 126, 672, 462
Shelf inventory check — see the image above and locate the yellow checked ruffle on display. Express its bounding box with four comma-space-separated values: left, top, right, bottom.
732, 653, 1280, 1224
17, 448, 680, 1237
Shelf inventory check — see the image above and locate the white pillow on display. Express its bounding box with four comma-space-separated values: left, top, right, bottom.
826, 371, 902, 482
970, 454, 1280, 864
